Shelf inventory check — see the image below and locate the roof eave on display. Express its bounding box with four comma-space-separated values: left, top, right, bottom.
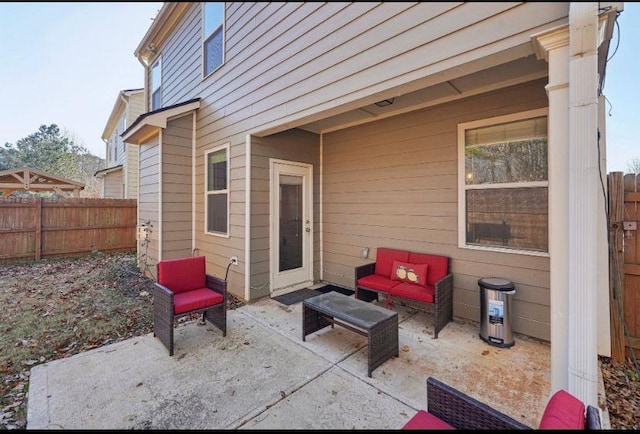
135, 3, 191, 65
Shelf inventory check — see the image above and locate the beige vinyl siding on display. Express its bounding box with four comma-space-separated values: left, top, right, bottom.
150, 2, 568, 303
127, 92, 145, 126
193, 133, 247, 292
160, 116, 193, 260
156, 3, 567, 138
151, 4, 202, 108
125, 143, 139, 200
249, 129, 320, 298
321, 80, 550, 340
138, 136, 160, 278
102, 170, 123, 199
125, 92, 144, 200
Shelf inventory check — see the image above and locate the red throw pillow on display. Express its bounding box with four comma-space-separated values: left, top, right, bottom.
391, 260, 428, 287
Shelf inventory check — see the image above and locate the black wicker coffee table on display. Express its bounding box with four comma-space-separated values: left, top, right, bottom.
302, 291, 398, 377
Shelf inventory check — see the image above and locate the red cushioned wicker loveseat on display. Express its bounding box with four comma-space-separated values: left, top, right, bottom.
355, 247, 453, 338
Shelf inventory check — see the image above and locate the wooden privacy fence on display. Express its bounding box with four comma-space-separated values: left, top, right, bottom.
0, 197, 137, 262
608, 172, 640, 362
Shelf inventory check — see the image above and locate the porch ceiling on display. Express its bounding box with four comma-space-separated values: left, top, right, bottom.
296, 54, 548, 135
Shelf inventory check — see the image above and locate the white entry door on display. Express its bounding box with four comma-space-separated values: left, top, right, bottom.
270, 159, 313, 296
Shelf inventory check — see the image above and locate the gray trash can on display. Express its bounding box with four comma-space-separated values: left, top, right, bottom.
479, 277, 515, 348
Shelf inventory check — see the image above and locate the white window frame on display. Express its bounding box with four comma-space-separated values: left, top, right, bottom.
202, 2, 225, 79
204, 143, 230, 237
151, 57, 162, 111
457, 107, 550, 257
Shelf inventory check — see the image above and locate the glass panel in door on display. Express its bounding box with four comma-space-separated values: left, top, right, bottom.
279, 174, 303, 272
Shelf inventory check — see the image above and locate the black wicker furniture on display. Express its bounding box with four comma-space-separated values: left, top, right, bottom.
402, 377, 601, 430
302, 292, 398, 377
355, 247, 453, 338
154, 255, 227, 356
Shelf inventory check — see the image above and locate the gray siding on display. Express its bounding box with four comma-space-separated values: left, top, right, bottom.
321, 79, 550, 340
138, 136, 160, 278
161, 115, 194, 260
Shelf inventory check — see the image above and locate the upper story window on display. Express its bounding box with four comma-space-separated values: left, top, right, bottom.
151, 58, 162, 110
205, 144, 229, 236
203, 2, 225, 77
458, 108, 549, 255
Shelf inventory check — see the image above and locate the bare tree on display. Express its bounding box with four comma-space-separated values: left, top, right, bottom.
627, 157, 640, 175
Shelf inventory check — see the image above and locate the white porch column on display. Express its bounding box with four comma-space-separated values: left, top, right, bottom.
532, 26, 570, 394
567, 2, 600, 404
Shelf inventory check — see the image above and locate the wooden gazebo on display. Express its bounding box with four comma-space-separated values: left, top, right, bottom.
0, 167, 85, 197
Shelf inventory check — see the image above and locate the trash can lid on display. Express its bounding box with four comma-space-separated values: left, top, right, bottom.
478, 277, 514, 291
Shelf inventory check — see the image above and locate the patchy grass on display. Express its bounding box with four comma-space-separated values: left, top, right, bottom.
0, 252, 155, 429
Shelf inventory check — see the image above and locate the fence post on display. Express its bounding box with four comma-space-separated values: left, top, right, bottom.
607, 172, 625, 362
34, 197, 42, 261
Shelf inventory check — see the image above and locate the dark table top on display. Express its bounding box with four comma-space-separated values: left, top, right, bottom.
303, 291, 397, 330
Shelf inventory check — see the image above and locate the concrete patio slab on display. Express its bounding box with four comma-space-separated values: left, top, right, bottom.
27, 295, 561, 429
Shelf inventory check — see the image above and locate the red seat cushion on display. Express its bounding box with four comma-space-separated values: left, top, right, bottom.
538, 389, 586, 429
391, 260, 429, 287
173, 288, 224, 314
375, 248, 409, 278
402, 410, 455, 430
158, 256, 206, 294
408, 252, 449, 286
357, 274, 400, 292
390, 282, 435, 303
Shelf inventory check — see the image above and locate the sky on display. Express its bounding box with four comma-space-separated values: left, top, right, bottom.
0, 2, 163, 159
0, 2, 638, 172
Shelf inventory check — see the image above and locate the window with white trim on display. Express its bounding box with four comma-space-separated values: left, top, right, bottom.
205, 145, 229, 236
459, 109, 548, 253
203, 2, 224, 77
151, 58, 162, 110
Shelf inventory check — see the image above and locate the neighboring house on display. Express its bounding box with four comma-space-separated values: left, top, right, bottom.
122, 2, 623, 405
95, 88, 145, 199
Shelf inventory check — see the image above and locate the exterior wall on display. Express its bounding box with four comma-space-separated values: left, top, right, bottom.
109, 115, 128, 168
127, 92, 145, 126
161, 115, 194, 260
322, 80, 550, 340
144, 2, 569, 298
138, 136, 160, 278
125, 144, 139, 200
249, 129, 320, 299
193, 131, 246, 294
152, 2, 567, 128
125, 92, 145, 200
102, 170, 124, 199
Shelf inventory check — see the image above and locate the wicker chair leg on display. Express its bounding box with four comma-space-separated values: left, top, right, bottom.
153, 286, 175, 356
204, 304, 226, 337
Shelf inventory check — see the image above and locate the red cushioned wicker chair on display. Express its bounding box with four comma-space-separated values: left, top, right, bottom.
403, 377, 601, 430
154, 256, 227, 356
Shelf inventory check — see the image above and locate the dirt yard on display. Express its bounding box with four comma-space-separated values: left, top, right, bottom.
0, 252, 637, 429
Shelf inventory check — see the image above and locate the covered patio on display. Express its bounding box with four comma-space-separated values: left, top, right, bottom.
26, 296, 608, 429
